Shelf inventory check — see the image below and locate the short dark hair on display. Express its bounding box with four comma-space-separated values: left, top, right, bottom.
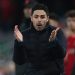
65, 10, 75, 18
31, 4, 50, 16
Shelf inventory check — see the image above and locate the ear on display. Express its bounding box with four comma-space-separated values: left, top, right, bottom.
47, 19, 48, 22
47, 16, 49, 22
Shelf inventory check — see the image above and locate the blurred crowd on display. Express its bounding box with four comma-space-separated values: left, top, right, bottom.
0, 0, 75, 75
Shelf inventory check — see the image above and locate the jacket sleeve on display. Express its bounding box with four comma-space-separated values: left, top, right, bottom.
50, 29, 66, 59
13, 40, 26, 65
55, 29, 66, 58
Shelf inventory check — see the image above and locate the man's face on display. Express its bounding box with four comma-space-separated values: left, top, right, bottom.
31, 10, 49, 31
66, 17, 75, 31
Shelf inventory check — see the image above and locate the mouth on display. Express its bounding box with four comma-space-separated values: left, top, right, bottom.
37, 25, 42, 26
37, 23, 42, 27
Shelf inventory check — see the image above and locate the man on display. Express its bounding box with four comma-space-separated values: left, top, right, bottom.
13, 4, 66, 75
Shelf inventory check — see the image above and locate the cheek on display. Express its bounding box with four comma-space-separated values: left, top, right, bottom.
32, 19, 37, 24
31, 18, 35, 22
42, 19, 47, 23
33, 19, 37, 23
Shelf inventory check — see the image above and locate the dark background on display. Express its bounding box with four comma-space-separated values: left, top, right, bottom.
0, 0, 75, 31
0, 0, 75, 64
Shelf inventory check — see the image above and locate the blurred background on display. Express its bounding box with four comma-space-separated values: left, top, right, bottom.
0, 0, 75, 75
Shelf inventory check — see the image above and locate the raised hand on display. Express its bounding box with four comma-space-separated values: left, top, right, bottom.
49, 27, 60, 42
14, 25, 23, 42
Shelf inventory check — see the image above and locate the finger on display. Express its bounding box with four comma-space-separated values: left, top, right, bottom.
55, 27, 60, 32
50, 28, 59, 39
14, 25, 18, 31
51, 30, 56, 35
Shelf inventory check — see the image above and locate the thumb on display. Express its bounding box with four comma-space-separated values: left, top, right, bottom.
55, 27, 60, 33
14, 25, 19, 31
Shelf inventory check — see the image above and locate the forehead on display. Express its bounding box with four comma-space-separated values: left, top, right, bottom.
32, 10, 47, 16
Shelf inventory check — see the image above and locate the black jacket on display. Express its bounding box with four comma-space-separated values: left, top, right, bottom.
13, 24, 66, 74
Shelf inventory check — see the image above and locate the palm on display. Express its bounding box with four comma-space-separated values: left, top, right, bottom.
14, 25, 23, 42
49, 27, 60, 42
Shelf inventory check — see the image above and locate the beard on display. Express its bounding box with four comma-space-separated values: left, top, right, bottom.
36, 26, 44, 31
32, 22, 48, 31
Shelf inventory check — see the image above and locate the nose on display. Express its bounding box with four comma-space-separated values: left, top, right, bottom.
38, 17, 41, 22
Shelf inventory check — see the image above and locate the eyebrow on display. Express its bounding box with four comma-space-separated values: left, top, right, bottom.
34, 14, 46, 16
41, 15, 45, 16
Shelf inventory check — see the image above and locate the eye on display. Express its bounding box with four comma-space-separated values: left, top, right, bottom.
41, 15, 45, 19
34, 15, 38, 18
